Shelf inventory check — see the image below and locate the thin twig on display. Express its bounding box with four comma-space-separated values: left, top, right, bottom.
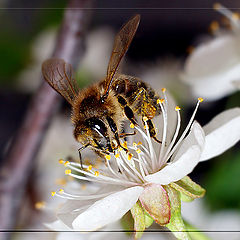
0, 0, 91, 239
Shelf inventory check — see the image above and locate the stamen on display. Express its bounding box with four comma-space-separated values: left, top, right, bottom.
59, 189, 64, 194
165, 98, 202, 160
94, 171, 100, 177
64, 161, 69, 167
105, 155, 111, 161
161, 88, 166, 93
115, 153, 120, 158
51, 191, 56, 197
65, 169, 71, 175
87, 165, 93, 171
128, 153, 133, 160
136, 148, 141, 154
130, 123, 135, 129
133, 142, 137, 147
58, 159, 64, 164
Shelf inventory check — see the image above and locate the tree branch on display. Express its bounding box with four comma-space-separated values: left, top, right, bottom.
0, 0, 91, 239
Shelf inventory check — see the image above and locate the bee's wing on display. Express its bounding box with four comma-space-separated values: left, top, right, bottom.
102, 14, 140, 100
42, 58, 79, 105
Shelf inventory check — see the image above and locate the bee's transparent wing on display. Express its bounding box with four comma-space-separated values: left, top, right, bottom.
102, 14, 140, 100
42, 58, 79, 105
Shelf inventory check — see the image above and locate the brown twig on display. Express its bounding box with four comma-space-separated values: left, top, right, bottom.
0, 0, 91, 239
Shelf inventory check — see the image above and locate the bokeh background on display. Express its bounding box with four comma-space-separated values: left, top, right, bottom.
0, 0, 240, 239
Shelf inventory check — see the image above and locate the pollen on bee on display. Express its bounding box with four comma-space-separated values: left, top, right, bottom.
59, 189, 64, 194
130, 123, 135, 129
136, 148, 141, 154
51, 191, 56, 197
64, 161, 70, 167
123, 141, 128, 149
94, 171, 100, 176
105, 155, 111, 161
65, 169, 71, 175
35, 201, 46, 210
175, 106, 181, 111
87, 165, 93, 171
115, 153, 120, 158
58, 159, 64, 164
128, 153, 133, 160
161, 88, 166, 93
198, 97, 204, 102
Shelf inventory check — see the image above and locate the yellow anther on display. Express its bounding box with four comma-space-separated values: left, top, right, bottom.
105, 155, 111, 161
128, 153, 133, 160
115, 153, 120, 158
59, 189, 64, 194
123, 141, 128, 148
51, 191, 56, 197
118, 146, 123, 151
133, 142, 137, 147
94, 171, 100, 176
35, 201, 45, 210
175, 106, 181, 111
136, 148, 141, 154
213, 3, 221, 10
209, 21, 219, 32
137, 141, 142, 145
143, 116, 148, 122
55, 178, 67, 186
198, 97, 204, 102
130, 123, 135, 129
65, 169, 71, 175
161, 88, 166, 93
144, 125, 147, 130
64, 161, 69, 167
58, 159, 64, 164
157, 99, 161, 104
87, 165, 93, 171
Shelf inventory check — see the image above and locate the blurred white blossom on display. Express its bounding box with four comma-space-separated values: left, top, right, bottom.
181, 4, 240, 101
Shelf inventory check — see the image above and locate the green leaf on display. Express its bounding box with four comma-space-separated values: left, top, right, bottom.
144, 210, 154, 228
171, 176, 205, 202
165, 185, 190, 240
131, 201, 145, 239
121, 211, 134, 237
139, 184, 170, 225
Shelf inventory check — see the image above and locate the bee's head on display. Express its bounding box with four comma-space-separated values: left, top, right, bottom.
74, 117, 114, 153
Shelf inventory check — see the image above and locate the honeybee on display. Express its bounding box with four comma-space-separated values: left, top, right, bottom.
42, 15, 161, 165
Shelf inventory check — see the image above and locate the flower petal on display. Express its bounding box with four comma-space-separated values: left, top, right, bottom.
72, 186, 143, 231
145, 122, 205, 185
200, 108, 240, 161
181, 35, 240, 100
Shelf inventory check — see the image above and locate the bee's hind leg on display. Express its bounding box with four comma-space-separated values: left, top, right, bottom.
143, 118, 162, 144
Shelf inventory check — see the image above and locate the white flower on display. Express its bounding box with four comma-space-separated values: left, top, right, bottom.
181, 4, 240, 101
52, 90, 240, 231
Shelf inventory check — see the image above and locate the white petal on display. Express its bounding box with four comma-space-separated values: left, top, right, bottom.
72, 186, 143, 231
45, 220, 71, 231
145, 122, 205, 185
181, 35, 240, 100
232, 79, 240, 89
200, 108, 240, 161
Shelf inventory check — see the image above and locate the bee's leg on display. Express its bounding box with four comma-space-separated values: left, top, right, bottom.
106, 116, 128, 152
119, 131, 136, 138
117, 96, 138, 126
78, 143, 90, 169
143, 118, 162, 144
